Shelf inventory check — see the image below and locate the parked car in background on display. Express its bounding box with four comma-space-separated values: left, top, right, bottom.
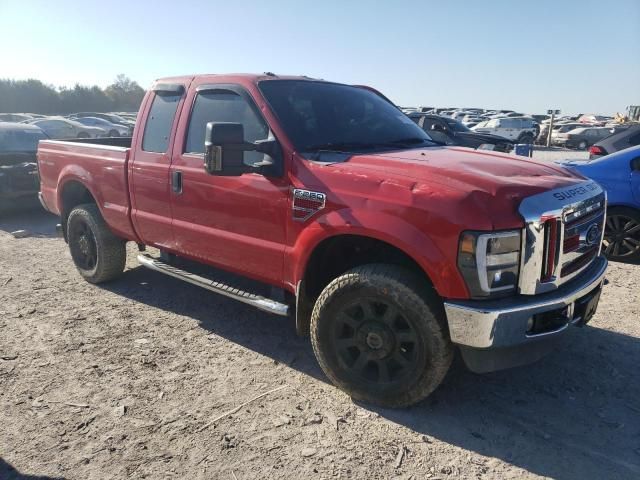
69, 112, 135, 131
578, 114, 612, 125
408, 113, 514, 152
551, 122, 585, 139
472, 117, 537, 144
552, 127, 614, 150
74, 117, 130, 137
589, 124, 640, 159
461, 114, 483, 127
27, 117, 105, 139
491, 111, 525, 118
562, 145, 640, 262
0, 122, 48, 212
0, 113, 34, 123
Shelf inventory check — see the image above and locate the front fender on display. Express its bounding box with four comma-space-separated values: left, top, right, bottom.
286, 208, 469, 299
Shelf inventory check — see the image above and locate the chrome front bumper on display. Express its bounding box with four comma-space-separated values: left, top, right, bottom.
444, 255, 607, 350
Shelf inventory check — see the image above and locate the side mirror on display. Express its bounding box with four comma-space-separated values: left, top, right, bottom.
631, 157, 640, 172
204, 122, 278, 177
204, 122, 246, 176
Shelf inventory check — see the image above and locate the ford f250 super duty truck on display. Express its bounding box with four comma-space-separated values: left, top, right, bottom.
37, 74, 608, 407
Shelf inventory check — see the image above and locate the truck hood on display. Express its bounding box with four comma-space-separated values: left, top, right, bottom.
321, 146, 586, 229
342, 146, 580, 194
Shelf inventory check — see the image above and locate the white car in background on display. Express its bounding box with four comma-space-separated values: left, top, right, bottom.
461, 114, 484, 127
472, 117, 537, 144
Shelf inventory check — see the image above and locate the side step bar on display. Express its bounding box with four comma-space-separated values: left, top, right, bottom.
137, 254, 289, 317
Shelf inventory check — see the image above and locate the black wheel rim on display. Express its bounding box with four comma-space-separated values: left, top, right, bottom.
333, 298, 420, 385
604, 214, 640, 258
69, 219, 98, 270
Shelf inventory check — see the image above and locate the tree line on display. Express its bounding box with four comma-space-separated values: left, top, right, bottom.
0, 75, 145, 114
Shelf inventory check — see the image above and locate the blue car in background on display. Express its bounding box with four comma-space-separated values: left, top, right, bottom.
562, 145, 640, 262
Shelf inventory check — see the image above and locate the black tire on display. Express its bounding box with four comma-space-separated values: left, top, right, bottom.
109, 129, 119, 137
67, 203, 126, 283
603, 207, 640, 262
77, 132, 90, 138
310, 264, 453, 408
577, 140, 588, 150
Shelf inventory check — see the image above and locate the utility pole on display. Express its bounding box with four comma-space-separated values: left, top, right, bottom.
546, 109, 561, 148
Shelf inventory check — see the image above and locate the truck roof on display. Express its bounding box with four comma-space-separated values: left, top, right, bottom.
152, 73, 323, 87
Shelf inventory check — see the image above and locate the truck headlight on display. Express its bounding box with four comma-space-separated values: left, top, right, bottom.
457, 230, 522, 298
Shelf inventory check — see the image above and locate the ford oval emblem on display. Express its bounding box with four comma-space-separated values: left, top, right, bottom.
585, 224, 601, 246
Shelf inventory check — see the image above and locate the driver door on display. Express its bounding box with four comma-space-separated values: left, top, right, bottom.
169, 82, 289, 286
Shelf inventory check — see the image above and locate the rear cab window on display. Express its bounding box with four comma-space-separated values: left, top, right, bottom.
142, 92, 182, 153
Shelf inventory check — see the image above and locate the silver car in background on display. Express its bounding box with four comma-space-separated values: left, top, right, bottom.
26, 117, 105, 139
74, 117, 130, 137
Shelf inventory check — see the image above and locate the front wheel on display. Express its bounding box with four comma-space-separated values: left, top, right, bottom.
603, 207, 640, 262
577, 140, 588, 150
310, 264, 453, 408
67, 204, 126, 283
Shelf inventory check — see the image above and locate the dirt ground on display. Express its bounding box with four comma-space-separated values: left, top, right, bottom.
1, 201, 639, 480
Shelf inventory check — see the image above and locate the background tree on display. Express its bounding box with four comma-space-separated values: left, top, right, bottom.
0, 75, 146, 114
105, 74, 145, 112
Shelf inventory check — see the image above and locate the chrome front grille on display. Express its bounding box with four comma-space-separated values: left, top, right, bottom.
518, 181, 606, 295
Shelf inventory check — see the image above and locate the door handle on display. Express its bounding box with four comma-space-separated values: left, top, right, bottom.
172, 171, 183, 194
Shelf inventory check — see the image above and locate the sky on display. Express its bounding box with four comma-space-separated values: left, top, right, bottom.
0, 0, 638, 115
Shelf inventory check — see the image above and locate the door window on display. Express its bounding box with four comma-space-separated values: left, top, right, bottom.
184, 90, 269, 165
142, 92, 182, 153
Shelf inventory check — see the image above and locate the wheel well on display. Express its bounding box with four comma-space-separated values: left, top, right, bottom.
294, 234, 434, 336
303, 235, 431, 300
60, 181, 97, 239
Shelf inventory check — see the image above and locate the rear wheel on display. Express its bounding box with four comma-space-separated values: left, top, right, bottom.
67, 204, 126, 283
77, 132, 89, 138
603, 207, 640, 262
310, 264, 453, 408
109, 129, 119, 137
577, 140, 588, 150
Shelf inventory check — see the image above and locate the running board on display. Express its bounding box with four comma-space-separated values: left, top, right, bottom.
137, 254, 289, 317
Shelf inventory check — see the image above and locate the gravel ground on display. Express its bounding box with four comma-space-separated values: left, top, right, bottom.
1, 166, 639, 480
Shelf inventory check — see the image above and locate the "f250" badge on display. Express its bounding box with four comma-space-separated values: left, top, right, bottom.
292, 189, 326, 222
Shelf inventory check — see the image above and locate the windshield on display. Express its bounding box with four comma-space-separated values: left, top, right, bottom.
259, 80, 434, 153
0, 128, 48, 153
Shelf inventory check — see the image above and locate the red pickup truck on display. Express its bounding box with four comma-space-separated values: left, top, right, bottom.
38, 74, 608, 407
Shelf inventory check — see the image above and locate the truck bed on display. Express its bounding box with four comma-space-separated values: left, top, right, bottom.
37, 138, 138, 240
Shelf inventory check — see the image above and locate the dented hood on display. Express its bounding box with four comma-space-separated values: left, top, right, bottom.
343, 146, 580, 195
322, 146, 587, 230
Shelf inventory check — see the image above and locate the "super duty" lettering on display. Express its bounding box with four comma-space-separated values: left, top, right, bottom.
552, 182, 598, 201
